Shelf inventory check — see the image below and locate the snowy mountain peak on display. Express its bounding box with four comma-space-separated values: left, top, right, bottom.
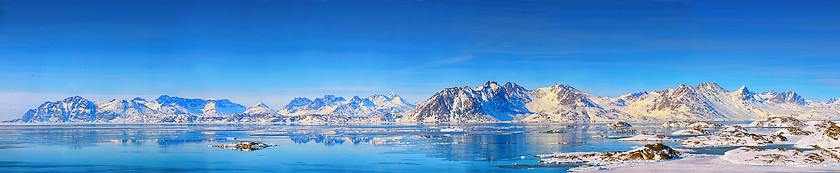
620, 91, 648, 102
502, 82, 525, 91
244, 102, 275, 115
827, 98, 838, 104
347, 96, 375, 106
697, 82, 725, 92
736, 86, 750, 93
734, 86, 756, 101
317, 95, 346, 105
132, 97, 146, 102
17, 96, 98, 123
767, 91, 806, 105
538, 83, 599, 108
154, 95, 246, 116
64, 95, 88, 103
254, 102, 268, 107
475, 81, 503, 92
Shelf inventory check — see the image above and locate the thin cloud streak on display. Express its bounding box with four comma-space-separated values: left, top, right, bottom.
396, 55, 474, 74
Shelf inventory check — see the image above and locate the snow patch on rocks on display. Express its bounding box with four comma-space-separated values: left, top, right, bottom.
539, 143, 681, 166
661, 121, 721, 128
722, 146, 840, 166
617, 134, 673, 141
603, 129, 638, 134
671, 129, 709, 135
749, 117, 805, 127
794, 121, 840, 149
682, 125, 786, 148
774, 127, 813, 136
607, 121, 632, 127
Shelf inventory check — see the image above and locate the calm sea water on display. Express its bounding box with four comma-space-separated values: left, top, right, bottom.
0, 122, 782, 172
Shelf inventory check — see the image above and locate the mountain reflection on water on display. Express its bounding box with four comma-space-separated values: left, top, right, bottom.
0, 123, 756, 172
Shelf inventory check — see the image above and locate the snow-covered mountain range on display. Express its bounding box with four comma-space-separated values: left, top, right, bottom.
7, 94, 415, 123
7, 81, 840, 124
399, 81, 840, 123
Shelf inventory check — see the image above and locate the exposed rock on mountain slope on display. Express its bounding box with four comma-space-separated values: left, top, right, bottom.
155, 95, 246, 117
281, 94, 415, 118
14, 96, 97, 123
97, 97, 159, 122
402, 82, 638, 123
528, 83, 643, 122
225, 103, 284, 123
11, 95, 247, 123
11, 93, 415, 124
406, 81, 840, 123
399, 82, 530, 123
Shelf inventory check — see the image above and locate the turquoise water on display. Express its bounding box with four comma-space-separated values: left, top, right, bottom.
0, 122, 778, 172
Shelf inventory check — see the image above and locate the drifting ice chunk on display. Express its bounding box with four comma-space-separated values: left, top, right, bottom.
440, 128, 465, 132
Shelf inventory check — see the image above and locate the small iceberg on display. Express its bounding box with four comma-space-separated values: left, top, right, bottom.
541, 129, 565, 133
440, 128, 465, 132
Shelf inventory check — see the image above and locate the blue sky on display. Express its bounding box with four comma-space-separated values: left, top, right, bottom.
2, 0, 840, 119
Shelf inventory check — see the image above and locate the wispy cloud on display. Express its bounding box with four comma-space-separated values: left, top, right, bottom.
396, 55, 474, 74
809, 79, 840, 84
